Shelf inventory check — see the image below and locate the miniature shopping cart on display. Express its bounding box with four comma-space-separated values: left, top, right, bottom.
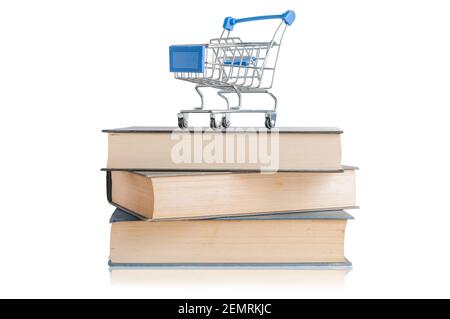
169, 10, 296, 129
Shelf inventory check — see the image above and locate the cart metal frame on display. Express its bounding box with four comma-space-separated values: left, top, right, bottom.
170, 10, 296, 129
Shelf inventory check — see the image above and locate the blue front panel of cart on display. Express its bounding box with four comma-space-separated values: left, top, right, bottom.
170, 45, 205, 73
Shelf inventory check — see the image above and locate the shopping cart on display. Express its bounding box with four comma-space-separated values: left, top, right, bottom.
169, 10, 296, 129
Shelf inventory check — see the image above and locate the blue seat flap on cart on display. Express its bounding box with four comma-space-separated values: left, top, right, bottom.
170, 45, 205, 73
223, 56, 257, 67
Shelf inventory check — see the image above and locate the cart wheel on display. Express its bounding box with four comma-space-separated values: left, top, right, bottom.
222, 115, 231, 128
178, 115, 188, 129
210, 117, 222, 129
265, 113, 276, 129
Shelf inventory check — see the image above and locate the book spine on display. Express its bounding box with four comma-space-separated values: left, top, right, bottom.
106, 170, 112, 203
106, 171, 148, 221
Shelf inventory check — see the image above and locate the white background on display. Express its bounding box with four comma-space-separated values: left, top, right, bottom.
1, 0, 450, 298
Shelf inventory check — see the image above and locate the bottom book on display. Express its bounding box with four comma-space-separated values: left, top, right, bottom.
109, 209, 353, 267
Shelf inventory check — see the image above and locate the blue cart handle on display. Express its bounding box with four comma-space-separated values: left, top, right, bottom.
223, 10, 295, 31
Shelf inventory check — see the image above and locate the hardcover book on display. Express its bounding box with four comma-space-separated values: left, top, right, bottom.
109, 208, 353, 267
103, 126, 343, 172
106, 167, 357, 220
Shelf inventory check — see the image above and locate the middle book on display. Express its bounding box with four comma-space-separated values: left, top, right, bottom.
106, 168, 357, 220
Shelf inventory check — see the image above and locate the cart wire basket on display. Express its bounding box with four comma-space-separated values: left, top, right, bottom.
169, 10, 296, 129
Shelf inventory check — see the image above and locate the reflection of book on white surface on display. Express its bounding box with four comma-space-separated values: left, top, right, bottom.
110, 268, 350, 286
109, 209, 353, 266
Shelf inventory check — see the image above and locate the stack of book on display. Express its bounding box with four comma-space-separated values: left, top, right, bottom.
103, 127, 357, 267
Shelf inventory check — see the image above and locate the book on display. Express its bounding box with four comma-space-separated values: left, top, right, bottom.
106, 167, 357, 220
103, 126, 343, 171
109, 208, 353, 266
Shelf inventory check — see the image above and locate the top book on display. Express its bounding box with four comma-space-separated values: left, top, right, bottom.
103, 127, 343, 172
